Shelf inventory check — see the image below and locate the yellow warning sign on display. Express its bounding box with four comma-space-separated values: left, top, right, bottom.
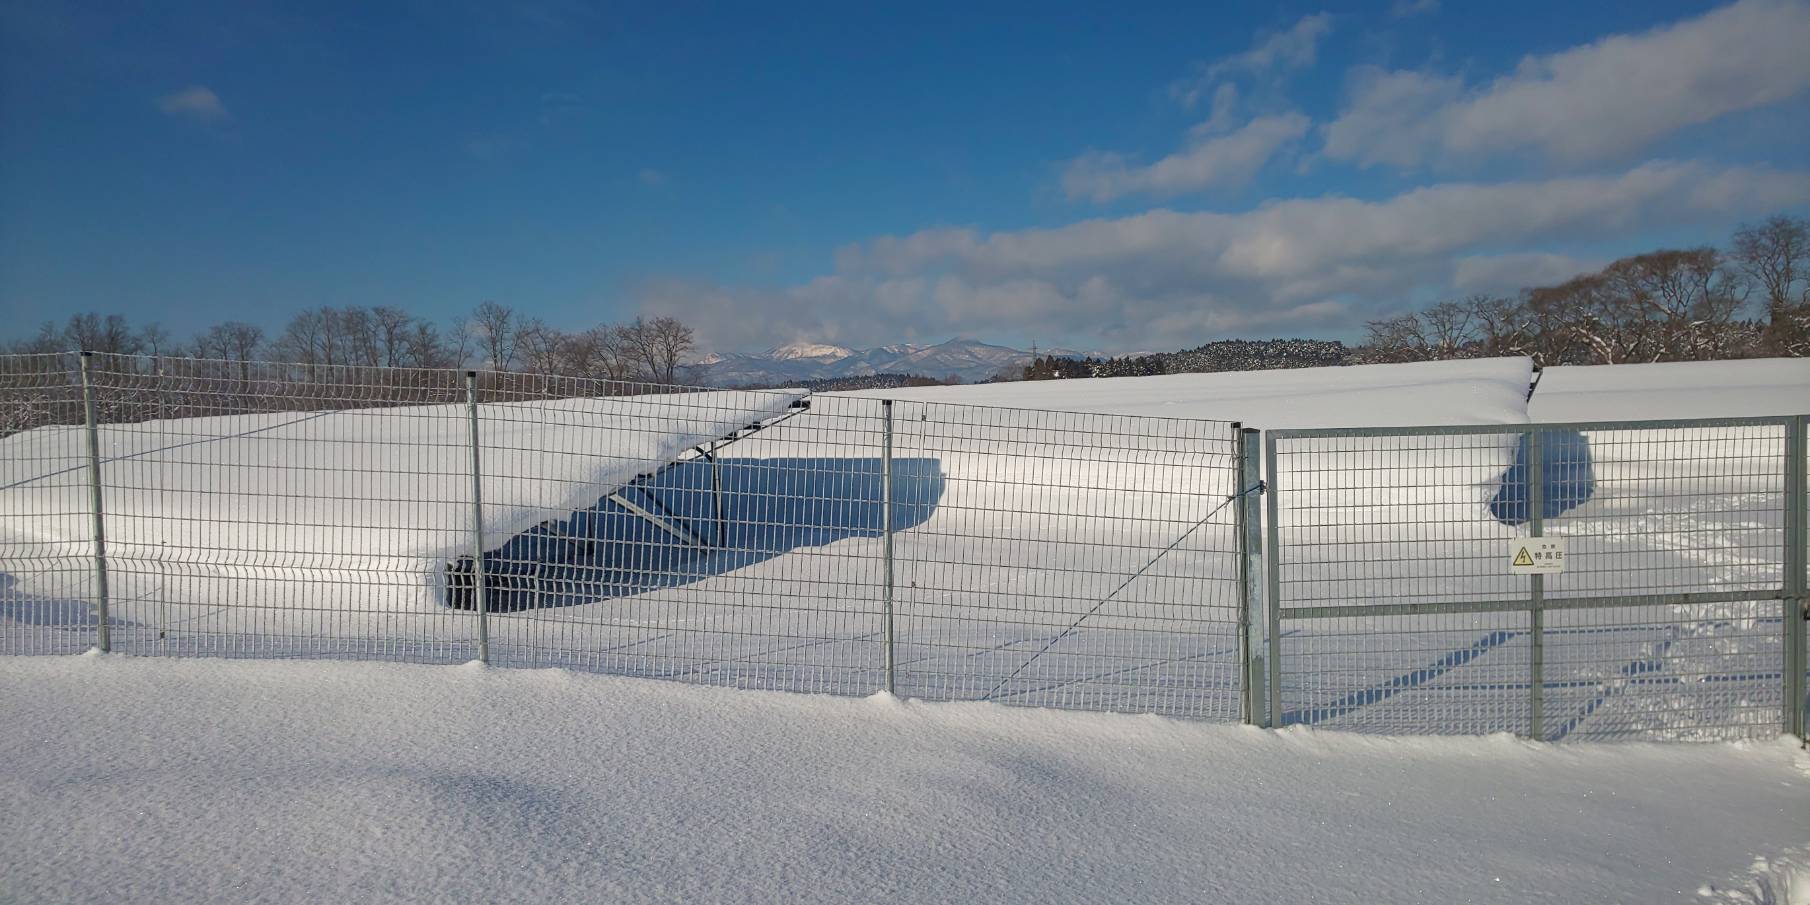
1509, 538, 1566, 573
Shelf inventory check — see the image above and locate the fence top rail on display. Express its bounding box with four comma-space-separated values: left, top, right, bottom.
1268, 414, 1800, 441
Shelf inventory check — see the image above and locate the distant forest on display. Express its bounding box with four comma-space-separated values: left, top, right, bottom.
1018, 215, 1808, 381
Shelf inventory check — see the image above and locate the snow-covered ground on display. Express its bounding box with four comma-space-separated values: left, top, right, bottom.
1, 356, 1801, 738
1531, 358, 1810, 421
1, 654, 1804, 905
839, 356, 1535, 428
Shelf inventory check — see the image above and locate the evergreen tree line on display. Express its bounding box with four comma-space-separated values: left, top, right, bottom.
1019, 339, 1351, 380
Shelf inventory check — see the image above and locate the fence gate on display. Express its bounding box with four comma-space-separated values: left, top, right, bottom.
1262, 417, 1808, 742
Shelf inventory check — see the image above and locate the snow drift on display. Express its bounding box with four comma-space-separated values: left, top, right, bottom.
2, 655, 1806, 905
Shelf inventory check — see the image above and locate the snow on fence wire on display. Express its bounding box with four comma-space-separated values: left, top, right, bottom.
1263, 419, 1809, 742
2, 351, 1804, 741
0, 352, 1247, 720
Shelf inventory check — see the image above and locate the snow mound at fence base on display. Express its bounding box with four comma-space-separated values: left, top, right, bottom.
0, 389, 805, 614
1, 655, 1804, 905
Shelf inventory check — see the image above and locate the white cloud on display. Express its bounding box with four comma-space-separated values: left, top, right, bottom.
1062, 114, 1311, 202
1321, 68, 1464, 168
1201, 83, 1240, 134
1170, 13, 1332, 108
1083, 14, 1328, 202
643, 161, 1810, 352
639, 168, 667, 187
1391, 0, 1440, 17
1451, 252, 1604, 295
156, 86, 228, 122
1324, 0, 1810, 167
1207, 13, 1333, 81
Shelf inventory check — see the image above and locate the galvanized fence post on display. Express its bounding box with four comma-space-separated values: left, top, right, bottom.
465, 372, 490, 665
1234, 427, 1264, 725
1527, 427, 1545, 741
880, 399, 896, 695
1264, 431, 1284, 729
78, 352, 111, 653
1784, 415, 1807, 741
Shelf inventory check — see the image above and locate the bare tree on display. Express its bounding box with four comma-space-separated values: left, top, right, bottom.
1527, 271, 1646, 364
371, 306, 414, 367
471, 301, 518, 370
1601, 248, 1746, 361
618, 316, 694, 383
1466, 295, 1532, 358
195, 321, 265, 379
406, 320, 450, 368
514, 318, 566, 375
139, 323, 171, 362
64, 313, 140, 354
1421, 301, 1480, 359
1359, 313, 1431, 363
273, 309, 329, 371
445, 316, 474, 368
337, 307, 380, 366
1732, 215, 1810, 354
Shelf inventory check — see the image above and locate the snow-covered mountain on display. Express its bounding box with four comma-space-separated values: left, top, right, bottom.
695, 338, 1090, 386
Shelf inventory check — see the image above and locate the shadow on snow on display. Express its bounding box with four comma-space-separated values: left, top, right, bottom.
445, 456, 944, 611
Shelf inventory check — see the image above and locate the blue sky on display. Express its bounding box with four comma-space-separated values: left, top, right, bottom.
2, 0, 1808, 354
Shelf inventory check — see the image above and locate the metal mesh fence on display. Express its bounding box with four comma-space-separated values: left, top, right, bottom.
1265, 418, 1806, 742
0, 352, 90, 655
0, 352, 1245, 720
889, 401, 1241, 718
4, 351, 1805, 740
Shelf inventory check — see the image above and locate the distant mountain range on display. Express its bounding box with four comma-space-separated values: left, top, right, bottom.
695, 339, 1093, 386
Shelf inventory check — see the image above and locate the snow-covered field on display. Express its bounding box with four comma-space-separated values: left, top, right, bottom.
2, 357, 1807, 903
1531, 358, 1810, 421
2, 356, 1803, 738
841, 356, 1535, 428
1, 654, 1805, 905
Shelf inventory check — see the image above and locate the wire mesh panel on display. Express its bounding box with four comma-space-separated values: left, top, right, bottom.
0, 353, 91, 656
1540, 603, 1782, 742
0, 352, 1246, 721
1545, 423, 1787, 600
1267, 428, 1530, 735
1279, 610, 1530, 735
889, 402, 1243, 720
85, 355, 481, 663
1268, 418, 1796, 742
483, 391, 886, 697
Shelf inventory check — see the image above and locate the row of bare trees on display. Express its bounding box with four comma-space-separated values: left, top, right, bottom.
7, 302, 698, 384
1362, 216, 1810, 364
467, 302, 695, 383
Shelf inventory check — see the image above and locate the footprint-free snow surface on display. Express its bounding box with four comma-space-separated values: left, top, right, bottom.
1, 655, 1805, 905
840, 356, 1536, 428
